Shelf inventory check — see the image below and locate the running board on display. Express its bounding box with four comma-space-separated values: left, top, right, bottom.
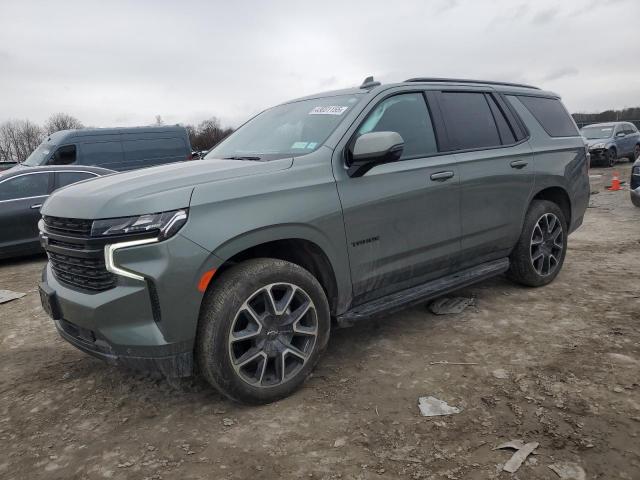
336, 258, 509, 327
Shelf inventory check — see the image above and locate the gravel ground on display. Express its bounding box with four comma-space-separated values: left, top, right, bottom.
1, 164, 638, 480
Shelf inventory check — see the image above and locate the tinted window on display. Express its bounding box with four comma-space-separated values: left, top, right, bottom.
123, 138, 185, 162
56, 171, 96, 188
49, 145, 77, 165
356, 93, 438, 159
0, 173, 49, 201
81, 141, 123, 166
487, 95, 516, 144
439, 92, 501, 150
517, 96, 579, 137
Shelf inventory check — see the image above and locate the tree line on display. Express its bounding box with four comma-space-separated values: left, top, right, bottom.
572, 107, 640, 128
0, 113, 234, 163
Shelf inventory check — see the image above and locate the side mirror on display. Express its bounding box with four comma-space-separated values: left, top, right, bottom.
616, 132, 626, 138
348, 131, 404, 177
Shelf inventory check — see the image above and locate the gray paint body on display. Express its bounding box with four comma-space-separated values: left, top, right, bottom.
39, 80, 589, 375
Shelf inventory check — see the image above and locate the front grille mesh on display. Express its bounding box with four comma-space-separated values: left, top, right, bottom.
43, 216, 117, 292
43, 216, 93, 237
48, 251, 116, 292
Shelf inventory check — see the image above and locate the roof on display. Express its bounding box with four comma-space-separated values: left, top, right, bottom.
46, 125, 187, 142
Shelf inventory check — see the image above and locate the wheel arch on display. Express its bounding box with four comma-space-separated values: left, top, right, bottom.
530, 186, 572, 228
209, 227, 349, 315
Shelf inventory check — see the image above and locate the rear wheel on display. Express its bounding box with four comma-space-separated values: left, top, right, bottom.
507, 200, 567, 287
196, 258, 330, 404
606, 147, 617, 167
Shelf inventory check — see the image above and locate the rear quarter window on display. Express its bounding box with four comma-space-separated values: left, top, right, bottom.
515, 96, 579, 137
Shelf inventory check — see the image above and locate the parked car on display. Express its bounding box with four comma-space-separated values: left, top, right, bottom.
0, 165, 114, 259
631, 157, 640, 207
38, 77, 589, 404
580, 122, 640, 167
10, 125, 192, 173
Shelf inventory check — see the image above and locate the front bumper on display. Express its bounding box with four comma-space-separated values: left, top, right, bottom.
588, 148, 607, 164
40, 232, 218, 377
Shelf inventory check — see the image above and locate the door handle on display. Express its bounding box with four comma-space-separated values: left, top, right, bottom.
30, 204, 42, 209
510, 160, 528, 169
430, 171, 454, 181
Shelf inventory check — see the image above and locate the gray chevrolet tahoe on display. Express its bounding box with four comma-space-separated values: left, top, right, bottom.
38, 77, 589, 404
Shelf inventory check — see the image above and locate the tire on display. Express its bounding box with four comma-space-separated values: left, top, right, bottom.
507, 200, 567, 287
196, 258, 330, 404
632, 144, 640, 162
606, 147, 617, 167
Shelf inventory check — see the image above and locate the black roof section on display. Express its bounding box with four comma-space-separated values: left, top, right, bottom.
404, 77, 540, 90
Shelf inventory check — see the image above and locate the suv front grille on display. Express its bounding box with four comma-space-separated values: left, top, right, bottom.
48, 251, 116, 292
42, 216, 117, 293
43, 216, 93, 237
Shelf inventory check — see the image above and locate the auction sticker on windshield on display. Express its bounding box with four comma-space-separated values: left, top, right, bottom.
309, 106, 348, 115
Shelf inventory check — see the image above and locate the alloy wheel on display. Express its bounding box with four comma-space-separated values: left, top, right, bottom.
228, 283, 318, 387
530, 213, 564, 277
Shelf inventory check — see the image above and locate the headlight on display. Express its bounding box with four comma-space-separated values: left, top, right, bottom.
591, 143, 605, 150
91, 209, 188, 240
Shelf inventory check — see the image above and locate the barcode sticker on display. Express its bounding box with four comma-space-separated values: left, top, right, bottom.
309, 106, 348, 115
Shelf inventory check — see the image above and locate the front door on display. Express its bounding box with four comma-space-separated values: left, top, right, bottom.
334, 92, 461, 305
0, 172, 53, 255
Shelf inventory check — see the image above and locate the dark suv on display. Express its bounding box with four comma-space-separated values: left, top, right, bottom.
38, 77, 589, 404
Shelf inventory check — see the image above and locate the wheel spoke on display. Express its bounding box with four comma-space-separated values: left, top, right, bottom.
531, 225, 544, 245
235, 347, 265, 368
269, 284, 297, 315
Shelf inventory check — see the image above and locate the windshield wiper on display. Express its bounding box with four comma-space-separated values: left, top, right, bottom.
223, 156, 262, 161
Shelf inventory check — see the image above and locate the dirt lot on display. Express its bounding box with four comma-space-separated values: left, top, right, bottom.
1, 164, 638, 480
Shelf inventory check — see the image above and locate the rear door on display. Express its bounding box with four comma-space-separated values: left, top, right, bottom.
435, 89, 534, 267
334, 90, 461, 304
0, 172, 53, 254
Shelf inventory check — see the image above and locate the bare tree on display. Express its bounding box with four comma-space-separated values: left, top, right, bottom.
187, 117, 234, 151
44, 113, 84, 135
155, 115, 164, 126
0, 120, 44, 162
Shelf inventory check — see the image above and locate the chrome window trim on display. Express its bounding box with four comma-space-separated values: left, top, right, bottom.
0, 169, 100, 203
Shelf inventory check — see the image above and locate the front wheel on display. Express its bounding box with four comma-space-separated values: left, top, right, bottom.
606, 148, 617, 167
507, 200, 567, 287
196, 258, 330, 404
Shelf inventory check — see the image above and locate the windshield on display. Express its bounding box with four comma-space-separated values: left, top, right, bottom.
580, 126, 614, 140
205, 95, 362, 161
23, 142, 54, 166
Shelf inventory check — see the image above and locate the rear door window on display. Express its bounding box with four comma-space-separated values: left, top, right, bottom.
356, 93, 438, 159
80, 141, 124, 167
486, 95, 516, 145
439, 92, 501, 150
0, 173, 51, 201
516, 96, 579, 137
55, 171, 98, 189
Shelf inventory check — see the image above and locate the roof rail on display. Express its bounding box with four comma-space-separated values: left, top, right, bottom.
404, 77, 540, 90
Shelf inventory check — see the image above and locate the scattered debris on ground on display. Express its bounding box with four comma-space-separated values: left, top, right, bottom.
496, 440, 539, 473
418, 396, 462, 416
548, 462, 587, 480
428, 296, 475, 315
0, 289, 26, 304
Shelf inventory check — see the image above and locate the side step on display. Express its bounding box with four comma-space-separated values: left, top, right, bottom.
336, 258, 509, 327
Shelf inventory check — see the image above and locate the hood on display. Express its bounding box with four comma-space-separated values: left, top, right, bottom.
585, 138, 612, 148
42, 158, 293, 219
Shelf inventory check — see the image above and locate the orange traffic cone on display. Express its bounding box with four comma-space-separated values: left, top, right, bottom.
607, 171, 621, 191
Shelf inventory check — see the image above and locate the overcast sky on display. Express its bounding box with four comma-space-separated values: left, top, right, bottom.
1, 0, 638, 129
